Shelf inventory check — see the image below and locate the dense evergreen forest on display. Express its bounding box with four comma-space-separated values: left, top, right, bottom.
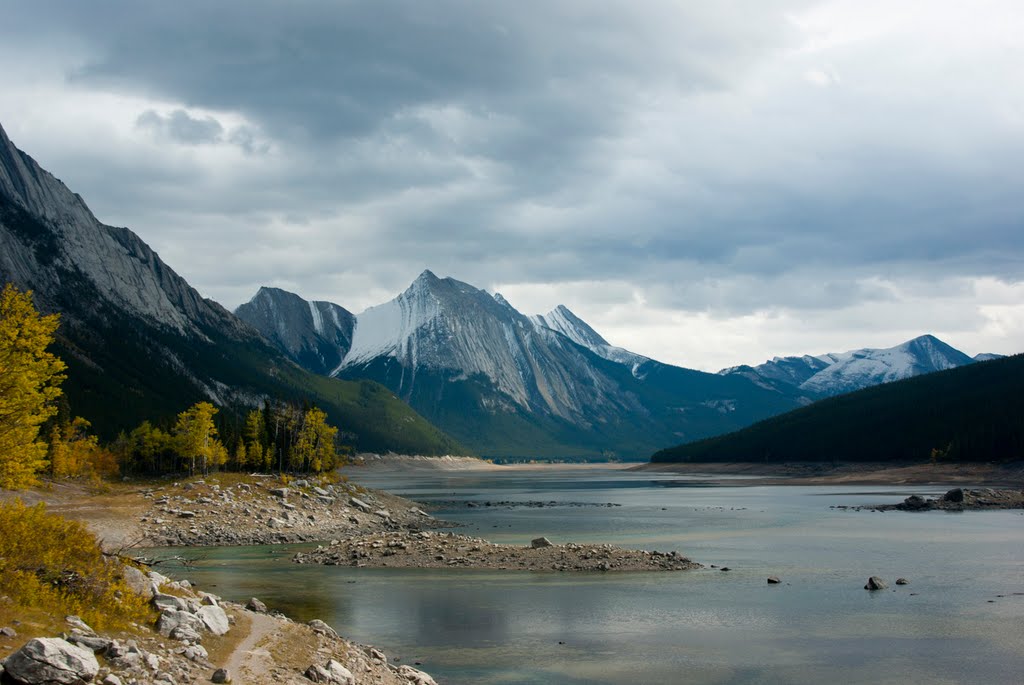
651, 354, 1024, 464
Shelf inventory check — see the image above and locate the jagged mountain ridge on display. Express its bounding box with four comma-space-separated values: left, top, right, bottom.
235, 287, 355, 377
0, 121, 461, 455
720, 334, 987, 398
244, 271, 802, 458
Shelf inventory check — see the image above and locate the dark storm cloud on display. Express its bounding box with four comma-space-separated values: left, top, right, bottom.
1, 0, 1023, 364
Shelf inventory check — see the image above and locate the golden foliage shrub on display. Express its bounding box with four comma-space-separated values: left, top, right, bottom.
0, 500, 150, 629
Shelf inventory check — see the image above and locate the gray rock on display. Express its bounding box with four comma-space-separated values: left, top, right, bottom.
312, 486, 330, 497
153, 593, 189, 612
943, 488, 965, 503
212, 667, 232, 683
178, 511, 196, 519
3, 637, 100, 685
102, 675, 123, 685
305, 664, 333, 683
196, 605, 231, 636
67, 633, 113, 654
149, 570, 172, 587
169, 625, 203, 643
308, 619, 339, 638
531, 537, 553, 549
0, 626, 16, 637
903, 495, 930, 510
245, 597, 268, 613
269, 487, 290, 499
64, 615, 95, 635
121, 565, 150, 596
767, 576, 781, 584
199, 593, 219, 606
865, 576, 888, 591
349, 497, 372, 513
292, 479, 310, 488
397, 665, 438, 685
896, 578, 910, 585
156, 608, 204, 637
325, 660, 354, 684
181, 644, 208, 662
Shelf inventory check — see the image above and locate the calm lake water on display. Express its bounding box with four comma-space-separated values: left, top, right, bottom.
158, 468, 1024, 684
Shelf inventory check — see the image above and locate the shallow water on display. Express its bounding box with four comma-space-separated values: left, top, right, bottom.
158, 468, 1024, 684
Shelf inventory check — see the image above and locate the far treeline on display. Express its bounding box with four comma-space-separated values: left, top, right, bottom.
651, 353, 1024, 464
0, 283, 344, 489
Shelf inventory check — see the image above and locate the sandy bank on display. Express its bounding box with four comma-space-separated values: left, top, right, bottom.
634, 461, 1024, 486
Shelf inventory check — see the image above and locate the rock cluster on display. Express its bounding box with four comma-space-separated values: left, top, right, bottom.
293, 531, 700, 572
138, 478, 437, 547
834, 487, 1024, 513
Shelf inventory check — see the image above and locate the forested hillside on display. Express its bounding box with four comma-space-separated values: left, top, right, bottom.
651, 354, 1024, 464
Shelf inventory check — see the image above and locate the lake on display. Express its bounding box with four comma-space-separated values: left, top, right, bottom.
158, 467, 1024, 684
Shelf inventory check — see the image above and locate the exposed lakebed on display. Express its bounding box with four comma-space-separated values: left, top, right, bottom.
157, 467, 1024, 684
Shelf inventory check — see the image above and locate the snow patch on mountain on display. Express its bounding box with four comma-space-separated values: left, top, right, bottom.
530, 305, 649, 368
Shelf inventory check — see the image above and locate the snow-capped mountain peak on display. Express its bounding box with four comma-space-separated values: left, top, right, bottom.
529, 305, 648, 369
721, 334, 978, 398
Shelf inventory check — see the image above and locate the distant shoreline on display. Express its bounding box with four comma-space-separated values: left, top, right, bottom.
345, 453, 1024, 487
633, 460, 1024, 487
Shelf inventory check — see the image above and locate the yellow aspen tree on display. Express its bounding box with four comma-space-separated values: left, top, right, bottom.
0, 284, 66, 489
234, 439, 248, 470
293, 407, 338, 473
173, 401, 221, 476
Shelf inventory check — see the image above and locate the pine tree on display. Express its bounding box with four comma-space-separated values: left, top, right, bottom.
0, 284, 66, 489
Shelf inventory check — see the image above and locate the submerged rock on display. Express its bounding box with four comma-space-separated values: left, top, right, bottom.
864, 576, 888, 591
767, 576, 781, 584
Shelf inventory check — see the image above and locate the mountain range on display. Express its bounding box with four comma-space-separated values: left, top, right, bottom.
0, 121, 461, 456
0, 118, 1005, 461
236, 276, 997, 459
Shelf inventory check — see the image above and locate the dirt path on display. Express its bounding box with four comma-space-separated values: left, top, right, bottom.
221, 611, 281, 684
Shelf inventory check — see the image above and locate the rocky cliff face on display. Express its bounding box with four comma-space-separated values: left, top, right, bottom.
0, 121, 461, 456
0, 123, 246, 338
235, 287, 355, 377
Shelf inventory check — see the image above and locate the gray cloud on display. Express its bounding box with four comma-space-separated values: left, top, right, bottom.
136, 109, 224, 144
1, 1, 1022, 366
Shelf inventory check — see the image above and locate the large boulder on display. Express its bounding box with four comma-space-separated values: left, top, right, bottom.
943, 488, 965, 503
3, 637, 100, 684
349, 497, 372, 513
246, 597, 268, 613
307, 619, 338, 638
196, 605, 231, 636
121, 565, 150, 596
397, 665, 439, 685
152, 593, 188, 612
531, 537, 553, 549
156, 609, 204, 637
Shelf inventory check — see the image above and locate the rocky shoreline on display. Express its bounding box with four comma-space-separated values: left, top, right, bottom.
136, 477, 442, 548
1, 567, 437, 685
294, 531, 700, 572
832, 487, 1024, 512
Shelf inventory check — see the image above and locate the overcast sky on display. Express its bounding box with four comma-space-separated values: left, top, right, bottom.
2, 1, 1022, 370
